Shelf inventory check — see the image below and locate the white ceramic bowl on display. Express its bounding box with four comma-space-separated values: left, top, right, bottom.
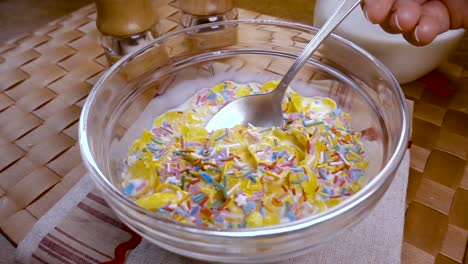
314, 0, 465, 84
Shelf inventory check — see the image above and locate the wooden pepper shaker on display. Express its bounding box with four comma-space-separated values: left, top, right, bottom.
94, 0, 160, 64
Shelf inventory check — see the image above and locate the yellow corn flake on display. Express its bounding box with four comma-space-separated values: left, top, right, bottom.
235, 86, 251, 97
154, 111, 183, 127
290, 128, 308, 148
186, 111, 203, 125
261, 80, 279, 92
315, 200, 328, 213
322, 97, 337, 111
356, 160, 369, 170
212, 83, 225, 93
301, 176, 318, 195
287, 92, 305, 113
326, 197, 343, 208
156, 183, 182, 192
128, 130, 152, 153
135, 192, 178, 210
180, 125, 208, 141
349, 181, 362, 193
226, 201, 243, 215
245, 211, 263, 228
263, 211, 280, 226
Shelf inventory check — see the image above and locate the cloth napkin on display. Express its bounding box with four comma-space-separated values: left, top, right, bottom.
15, 151, 409, 264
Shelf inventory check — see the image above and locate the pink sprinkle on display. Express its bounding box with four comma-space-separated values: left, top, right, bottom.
247, 131, 259, 141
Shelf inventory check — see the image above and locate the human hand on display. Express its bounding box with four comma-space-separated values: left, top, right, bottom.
363, 0, 468, 46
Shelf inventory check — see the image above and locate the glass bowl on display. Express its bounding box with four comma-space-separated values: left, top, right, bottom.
79, 20, 410, 263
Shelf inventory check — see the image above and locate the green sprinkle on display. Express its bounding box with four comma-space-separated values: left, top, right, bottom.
259, 127, 272, 133
174, 150, 186, 156
274, 139, 279, 146
223, 174, 228, 188
215, 133, 227, 141
151, 137, 165, 145
207, 167, 222, 172
213, 181, 228, 199
211, 200, 224, 210
181, 174, 186, 190
304, 120, 324, 127
236, 170, 253, 179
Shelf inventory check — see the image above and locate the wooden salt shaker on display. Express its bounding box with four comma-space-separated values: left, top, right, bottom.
179, 0, 237, 27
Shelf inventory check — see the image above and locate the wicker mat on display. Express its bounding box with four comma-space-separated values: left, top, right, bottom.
0, 1, 467, 263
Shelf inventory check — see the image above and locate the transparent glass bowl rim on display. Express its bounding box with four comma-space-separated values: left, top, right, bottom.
79, 19, 411, 238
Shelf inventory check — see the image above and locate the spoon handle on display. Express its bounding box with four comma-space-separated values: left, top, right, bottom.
274, 0, 361, 98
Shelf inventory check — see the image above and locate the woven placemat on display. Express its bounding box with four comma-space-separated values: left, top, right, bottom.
401, 44, 468, 264
0, 1, 467, 263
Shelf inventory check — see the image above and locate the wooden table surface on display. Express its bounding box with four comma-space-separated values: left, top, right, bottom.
0, 1, 467, 263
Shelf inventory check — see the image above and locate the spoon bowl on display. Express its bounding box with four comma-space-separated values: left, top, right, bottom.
205, 87, 283, 131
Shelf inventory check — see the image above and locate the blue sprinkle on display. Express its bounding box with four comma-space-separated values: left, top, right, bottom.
196, 219, 203, 225
300, 175, 308, 182
221, 91, 230, 100
318, 169, 328, 180
157, 208, 171, 215
351, 169, 363, 180
287, 211, 297, 221
146, 144, 159, 152
215, 216, 224, 223
272, 152, 278, 160
322, 188, 330, 195
190, 206, 200, 216
200, 172, 213, 183
175, 208, 189, 218
333, 108, 342, 115
260, 167, 265, 173
154, 149, 167, 159
208, 93, 217, 101
278, 150, 286, 158
123, 183, 135, 196
341, 188, 347, 196
243, 201, 256, 214
259, 205, 265, 217
192, 193, 206, 202
249, 175, 257, 183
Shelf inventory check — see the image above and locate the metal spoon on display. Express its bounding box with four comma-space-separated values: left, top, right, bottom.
205, 0, 361, 131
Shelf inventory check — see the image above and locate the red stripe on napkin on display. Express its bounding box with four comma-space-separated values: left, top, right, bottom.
55, 227, 114, 259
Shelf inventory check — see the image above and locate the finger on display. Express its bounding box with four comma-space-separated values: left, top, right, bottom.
403, 1, 450, 46
363, 0, 397, 24
388, 0, 421, 32
379, 0, 422, 34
